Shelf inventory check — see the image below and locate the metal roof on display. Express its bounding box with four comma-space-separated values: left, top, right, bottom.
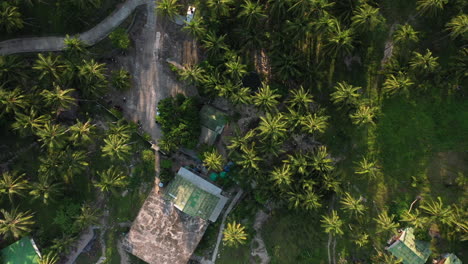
164, 167, 227, 222
1, 237, 40, 264
199, 105, 227, 134
387, 228, 431, 264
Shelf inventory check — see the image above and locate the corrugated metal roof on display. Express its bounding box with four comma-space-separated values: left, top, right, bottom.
1, 237, 40, 264
164, 168, 227, 222
199, 105, 227, 133
387, 228, 431, 264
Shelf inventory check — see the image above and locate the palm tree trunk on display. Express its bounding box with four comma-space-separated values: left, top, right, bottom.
328, 56, 336, 87
327, 232, 332, 264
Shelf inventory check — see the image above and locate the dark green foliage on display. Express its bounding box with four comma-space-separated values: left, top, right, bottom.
156, 94, 201, 152
109, 28, 130, 50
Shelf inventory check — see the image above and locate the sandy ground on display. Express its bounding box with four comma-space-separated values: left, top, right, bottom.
117, 2, 198, 141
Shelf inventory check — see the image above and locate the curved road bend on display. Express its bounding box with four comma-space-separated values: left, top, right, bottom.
0, 0, 147, 55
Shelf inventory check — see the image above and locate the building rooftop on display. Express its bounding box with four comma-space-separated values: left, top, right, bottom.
124, 190, 208, 264
1, 237, 41, 264
437, 253, 463, 264
164, 167, 228, 222
199, 105, 227, 134
387, 227, 431, 264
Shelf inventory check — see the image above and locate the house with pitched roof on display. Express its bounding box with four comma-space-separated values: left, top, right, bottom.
124, 167, 228, 264
386, 227, 432, 264
433, 253, 463, 264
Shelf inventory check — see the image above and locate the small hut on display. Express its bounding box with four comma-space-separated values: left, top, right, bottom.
198, 105, 227, 146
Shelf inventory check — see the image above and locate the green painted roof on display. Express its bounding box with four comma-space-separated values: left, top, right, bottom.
1, 237, 40, 264
199, 105, 227, 133
444, 253, 462, 264
164, 172, 220, 221
387, 228, 431, 264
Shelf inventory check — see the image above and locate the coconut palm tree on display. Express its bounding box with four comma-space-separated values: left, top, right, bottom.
0, 87, 28, 114
0, 171, 29, 202
351, 3, 384, 32
69, 119, 95, 145
155, 0, 181, 19
0, 2, 24, 33
257, 112, 287, 141
101, 135, 132, 162
284, 152, 309, 175
252, 83, 281, 112
374, 210, 399, 234
301, 112, 329, 137
183, 17, 206, 39
446, 14, 468, 40
400, 209, 428, 229
50, 235, 75, 255
409, 49, 439, 74
237, 144, 262, 172
302, 190, 322, 210
287, 191, 303, 209
74, 204, 100, 230
230, 86, 251, 105
227, 129, 255, 152
321, 210, 344, 236
33, 53, 67, 82
223, 221, 247, 247
0, 208, 34, 240
12, 109, 49, 136
111, 69, 131, 91
202, 32, 228, 59
326, 21, 354, 84
287, 86, 314, 112
0, 55, 26, 85
64, 35, 86, 56
225, 56, 247, 81
37, 251, 59, 264
271, 51, 302, 80
206, 0, 233, 17
350, 104, 377, 126
180, 64, 205, 84
40, 84, 76, 112
267, 0, 289, 20
352, 232, 369, 247
393, 24, 419, 46
354, 156, 379, 179
78, 59, 106, 82
416, 0, 447, 16
29, 175, 62, 205
203, 149, 225, 172
322, 173, 342, 193
238, 0, 266, 28
94, 168, 129, 195
420, 197, 453, 227
311, 146, 334, 173
340, 192, 366, 217
382, 72, 414, 97
36, 121, 67, 150
108, 119, 132, 140
285, 107, 305, 132
330, 81, 361, 107
58, 149, 89, 183
271, 164, 292, 186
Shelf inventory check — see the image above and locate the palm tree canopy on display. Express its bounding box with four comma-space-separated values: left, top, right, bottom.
350, 105, 377, 126
321, 210, 344, 236
0, 171, 29, 202
36, 121, 68, 150
223, 221, 248, 247
257, 112, 287, 141
0, 87, 29, 114
155, 0, 181, 19
340, 192, 366, 216
382, 72, 414, 97
252, 83, 281, 112
287, 86, 314, 112
409, 49, 439, 73
238, 0, 266, 27
94, 167, 129, 195
101, 134, 132, 161
351, 3, 384, 31
446, 14, 468, 40
0, 208, 34, 240
29, 175, 62, 205
40, 84, 76, 112
330, 81, 361, 107
0, 2, 24, 33
271, 164, 293, 186
374, 210, 399, 233
203, 149, 225, 172
416, 0, 448, 16
393, 24, 419, 45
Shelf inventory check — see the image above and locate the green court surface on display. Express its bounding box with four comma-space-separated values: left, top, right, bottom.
1, 237, 40, 264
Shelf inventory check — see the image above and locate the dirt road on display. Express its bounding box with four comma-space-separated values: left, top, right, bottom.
119, 2, 198, 141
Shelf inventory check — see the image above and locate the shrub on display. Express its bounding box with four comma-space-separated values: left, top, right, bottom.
109, 28, 130, 50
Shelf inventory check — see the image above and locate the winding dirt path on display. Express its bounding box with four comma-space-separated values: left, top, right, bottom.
0, 0, 147, 55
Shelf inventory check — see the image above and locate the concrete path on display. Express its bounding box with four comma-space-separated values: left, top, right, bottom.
0, 0, 147, 55
210, 189, 244, 264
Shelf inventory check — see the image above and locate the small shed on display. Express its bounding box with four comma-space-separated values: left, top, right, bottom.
1, 237, 41, 264
436, 253, 463, 264
386, 227, 431, 264
198, 105, 227, 146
